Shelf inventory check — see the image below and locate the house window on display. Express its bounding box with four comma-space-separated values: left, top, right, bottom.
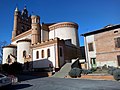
114, 31, 118, 33
115, 37, 120, 48
41, 50, 44, 58
36, 51, 39, 59
47, 49, 50, 57
88, 43, 94, 51
117, 55, 120, 66
60, 47, 63, 57
23, 50, 26, 57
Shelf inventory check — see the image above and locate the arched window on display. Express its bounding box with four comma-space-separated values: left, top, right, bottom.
23, 50, 26, 58
36, 51, 39, 59
47, 49, 50, 57
7, 55, 11, 63
41, 50, 44, 58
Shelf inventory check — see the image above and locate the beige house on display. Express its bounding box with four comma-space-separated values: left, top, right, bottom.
82, 24, 120, 69
2, 7, 81, 71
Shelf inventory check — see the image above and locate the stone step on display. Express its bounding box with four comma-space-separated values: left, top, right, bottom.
53, 63, 72, 78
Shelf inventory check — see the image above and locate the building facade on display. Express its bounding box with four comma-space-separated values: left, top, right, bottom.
2, 7, 81, 71
82, 25, 120, 69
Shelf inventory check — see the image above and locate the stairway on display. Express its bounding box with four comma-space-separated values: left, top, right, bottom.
52, 63, 72, 78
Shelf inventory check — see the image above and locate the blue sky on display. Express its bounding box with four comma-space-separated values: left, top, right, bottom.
0, 0, 120, 46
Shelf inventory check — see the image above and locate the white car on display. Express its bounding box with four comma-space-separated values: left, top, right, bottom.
0, 74, 12, 87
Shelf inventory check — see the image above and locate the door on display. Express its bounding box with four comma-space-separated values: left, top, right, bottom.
117, 55, 120, 66
90, 58, 96, 68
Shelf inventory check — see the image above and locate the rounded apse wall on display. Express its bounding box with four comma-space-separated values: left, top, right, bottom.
3, 45, 16, 64
17, 39, 31, 63
49, 22, 79, 46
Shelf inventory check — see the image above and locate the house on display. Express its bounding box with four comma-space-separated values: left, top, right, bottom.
2, 7, 81, 71
82, 24, 120, 69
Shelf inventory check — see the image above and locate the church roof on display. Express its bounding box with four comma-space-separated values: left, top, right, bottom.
81, 24, 120, 36
41, 23, 56, 31
49, 22, 78, 30
3, 44, 17, 48
17, 38, 31, 43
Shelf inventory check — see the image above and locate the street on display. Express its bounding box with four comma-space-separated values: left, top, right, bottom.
2, 77, 120, 90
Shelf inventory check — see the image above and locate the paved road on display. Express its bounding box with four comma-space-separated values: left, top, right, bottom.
3, 77, 120, 90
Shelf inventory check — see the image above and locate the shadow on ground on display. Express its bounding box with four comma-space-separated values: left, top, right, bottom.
15, 71, 50, 82
0, 84, 32, 90
12, 84, 32, 90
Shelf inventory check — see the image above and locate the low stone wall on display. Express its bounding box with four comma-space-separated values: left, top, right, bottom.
81, 74, 114, 80
66, 74, 114, 81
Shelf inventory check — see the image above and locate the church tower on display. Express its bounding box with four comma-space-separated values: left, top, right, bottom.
12, 6, 31, 39
12, 7, 20, 39
31, 15, 41, 44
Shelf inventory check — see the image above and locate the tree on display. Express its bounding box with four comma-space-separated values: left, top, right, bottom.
9, 62, 23, 74
0, 41, 7, 63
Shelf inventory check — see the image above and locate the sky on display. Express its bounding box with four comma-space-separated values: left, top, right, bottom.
0, 0, 120, 46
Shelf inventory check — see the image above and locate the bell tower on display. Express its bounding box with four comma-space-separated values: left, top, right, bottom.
31, 15, 41, 44
12, 6, 31, 40
12, 7, 20, 39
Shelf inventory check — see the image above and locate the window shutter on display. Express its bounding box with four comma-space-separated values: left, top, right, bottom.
114, 38, 118, 48
114, 37, 120, 48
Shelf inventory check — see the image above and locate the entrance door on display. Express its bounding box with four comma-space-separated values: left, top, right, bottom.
117, 55, 120, 66
90, 58, 96, 68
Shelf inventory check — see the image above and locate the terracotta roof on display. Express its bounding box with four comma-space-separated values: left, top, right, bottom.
81, 24, 120, 36
3, 44, 17, 48
49, 22, 78, 30
17, 38, 31, 43
41, 23, 56, 31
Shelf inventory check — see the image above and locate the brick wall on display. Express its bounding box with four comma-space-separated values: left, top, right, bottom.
94, 28, 120, 67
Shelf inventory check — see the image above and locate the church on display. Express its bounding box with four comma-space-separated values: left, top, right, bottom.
2, 7, 81, 71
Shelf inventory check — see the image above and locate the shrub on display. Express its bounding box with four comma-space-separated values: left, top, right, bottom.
113, 69, 120, 81
102, 64, 108, 70
82, 69, 92, 75
9, 62, 23, 74
2, 62, 23, 74
2, 63, 9, 73
69, 68, 82, 78
90, 68, 97, 72
108, 66, 117, 75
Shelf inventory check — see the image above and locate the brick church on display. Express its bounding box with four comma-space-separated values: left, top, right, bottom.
2, 7, 81, 71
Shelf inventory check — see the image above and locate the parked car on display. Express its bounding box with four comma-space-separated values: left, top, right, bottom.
0, 73, 12, 87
